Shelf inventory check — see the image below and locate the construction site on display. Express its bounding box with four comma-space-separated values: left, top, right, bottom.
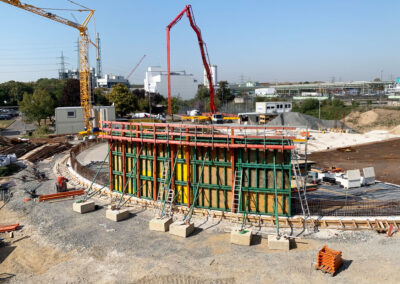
1, 1, 400, 284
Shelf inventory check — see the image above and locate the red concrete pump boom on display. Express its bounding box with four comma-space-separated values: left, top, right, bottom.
167, 5, 216, 114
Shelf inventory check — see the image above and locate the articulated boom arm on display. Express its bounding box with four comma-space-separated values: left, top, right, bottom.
1, 0, 96, 133
167, 5, 216, 114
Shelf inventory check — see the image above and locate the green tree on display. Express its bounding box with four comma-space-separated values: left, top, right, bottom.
372, 78, 384, 91
170, 97, 182, 114
195, 85, 210, 101
0, 81, 34, 106
59, 79, 80, 106
35, 78, 64, 104
19, 89, 55, 125
216, 81, 233, 104
351, 100, 360, 107
301, 99, 319, 112
94, 87, 109, 105
137, 96, 149, 112
106, 83, 138, 116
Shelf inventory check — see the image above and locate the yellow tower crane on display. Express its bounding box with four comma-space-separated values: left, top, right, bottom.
0, 0, 97, 135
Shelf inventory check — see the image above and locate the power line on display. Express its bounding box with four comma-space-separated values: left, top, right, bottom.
0, 63, 58, 66
0, 69, 58, 73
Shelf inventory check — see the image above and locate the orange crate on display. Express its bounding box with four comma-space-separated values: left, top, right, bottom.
315, 245, 342, 276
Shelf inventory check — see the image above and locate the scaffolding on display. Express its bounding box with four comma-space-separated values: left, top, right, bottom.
100, 121, 296, 217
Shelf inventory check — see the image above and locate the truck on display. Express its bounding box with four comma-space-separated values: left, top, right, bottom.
186, 109, 202, 116
211, 114, 224, 124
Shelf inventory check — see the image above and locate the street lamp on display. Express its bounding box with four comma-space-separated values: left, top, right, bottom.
318, 99, 321, 119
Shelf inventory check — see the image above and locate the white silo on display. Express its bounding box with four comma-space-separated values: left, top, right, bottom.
204, 65, 217, 88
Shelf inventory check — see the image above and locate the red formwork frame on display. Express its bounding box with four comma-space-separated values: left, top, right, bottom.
100, 121, 296, 151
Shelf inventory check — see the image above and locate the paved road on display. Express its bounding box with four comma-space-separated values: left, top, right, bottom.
1, 116, 36, 137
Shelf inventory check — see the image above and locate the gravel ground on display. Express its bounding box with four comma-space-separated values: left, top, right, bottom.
1, 155, 400, 283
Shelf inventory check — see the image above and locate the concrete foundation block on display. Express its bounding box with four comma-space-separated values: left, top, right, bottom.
106, 208, 130, 222
268, 235, 290, 251
169, 222, 195, 238
149, 217, 173, 232
73, 201, 95, 214
230, 229, 252, 246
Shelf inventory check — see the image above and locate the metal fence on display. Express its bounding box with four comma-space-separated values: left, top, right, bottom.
292, 198, 400, 216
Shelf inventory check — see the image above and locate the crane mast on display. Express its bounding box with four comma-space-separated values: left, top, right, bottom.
167, 5, 216, 114
0, 0, 96, 133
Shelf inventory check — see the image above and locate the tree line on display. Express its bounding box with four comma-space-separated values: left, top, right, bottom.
0, 79, 170, 125
0, 78, 234, 125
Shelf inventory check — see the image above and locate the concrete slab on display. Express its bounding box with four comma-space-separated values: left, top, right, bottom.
268, 235, 290, 251
169, 222, 195, 238
149, 217, 173, 232
230, 229, 252, 246
73, 201, 95, 214
106, 208, 130, 222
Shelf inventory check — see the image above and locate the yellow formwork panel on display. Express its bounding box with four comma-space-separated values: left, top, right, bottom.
175, 147, 188, 204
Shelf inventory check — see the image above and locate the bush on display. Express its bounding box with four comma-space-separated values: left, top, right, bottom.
293, 98, 353, 120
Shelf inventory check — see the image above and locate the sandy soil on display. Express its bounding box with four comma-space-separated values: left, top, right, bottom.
390, 125, 400, 135
302, 130, 400, 153
1, 155, 400, 283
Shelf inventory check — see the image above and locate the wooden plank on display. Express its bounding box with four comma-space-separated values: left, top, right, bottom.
0, 223, 19, 233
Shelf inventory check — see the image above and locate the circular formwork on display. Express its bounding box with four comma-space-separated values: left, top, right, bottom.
59, 139, 400, 233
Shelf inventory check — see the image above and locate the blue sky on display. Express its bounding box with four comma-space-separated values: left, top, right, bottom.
0, 0, 399, 84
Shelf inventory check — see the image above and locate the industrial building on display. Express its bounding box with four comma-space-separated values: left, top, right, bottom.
144, 66, 198, 99
272, 81, 389, 97
58, 68, 97, 97
96, 74, 130, 88
255, 87, 277, 97
55, 106, 115, 135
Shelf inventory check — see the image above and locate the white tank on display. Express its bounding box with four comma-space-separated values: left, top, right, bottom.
204, 65, 217, 87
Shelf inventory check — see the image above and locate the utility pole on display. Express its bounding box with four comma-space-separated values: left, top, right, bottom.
318, 100, 321, 119
148, 81, 152, 115
96, 33, 102, 78
148, 92, 152, 114
60, 51, 65, 74
57, 51, 67, 79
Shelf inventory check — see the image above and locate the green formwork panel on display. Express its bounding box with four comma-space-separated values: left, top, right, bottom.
108, 128, 292, 217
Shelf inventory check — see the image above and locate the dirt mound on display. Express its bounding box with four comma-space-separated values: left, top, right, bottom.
390, 125, 400, 135
359, 110, 379, 126
267, 112, 348, 130
344, 108, 400, 132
